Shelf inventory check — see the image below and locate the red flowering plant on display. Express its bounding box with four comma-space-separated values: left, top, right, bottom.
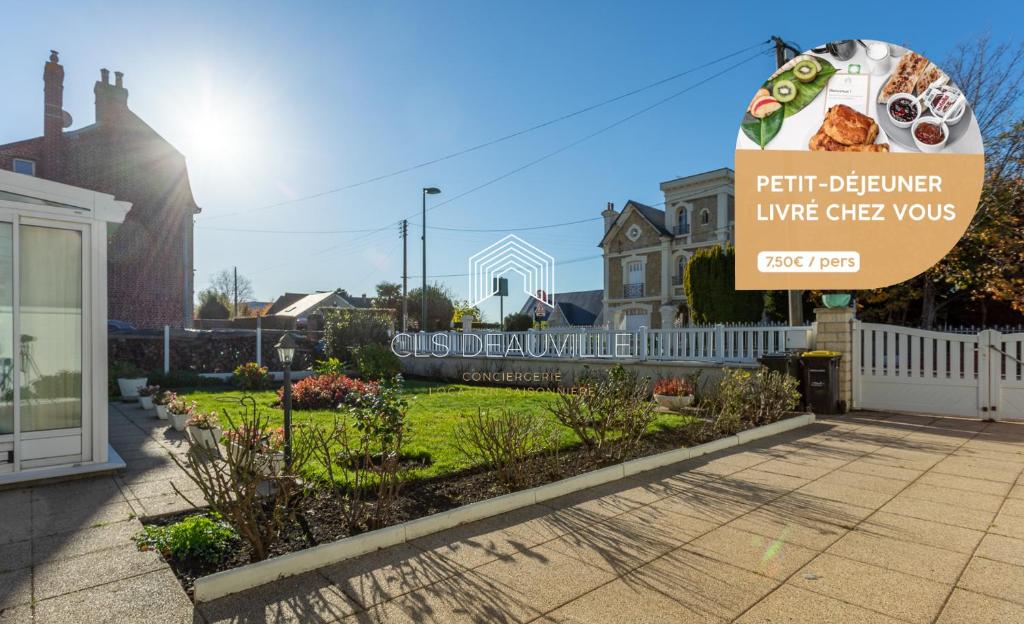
280, 373, 378, 410
653, 377, 694, 397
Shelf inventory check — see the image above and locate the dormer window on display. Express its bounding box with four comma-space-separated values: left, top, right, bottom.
12, 159, 35, 176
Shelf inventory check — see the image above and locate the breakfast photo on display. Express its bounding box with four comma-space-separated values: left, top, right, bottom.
736, 39, 984, 154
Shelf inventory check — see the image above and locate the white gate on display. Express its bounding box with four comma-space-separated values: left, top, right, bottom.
853, 322, 1024, 420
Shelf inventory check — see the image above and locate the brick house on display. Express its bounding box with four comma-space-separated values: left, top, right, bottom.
600, 168, 734, 329
0, 52, 199, 328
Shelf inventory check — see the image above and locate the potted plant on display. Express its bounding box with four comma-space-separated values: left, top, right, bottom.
112, 362, 147, 401
222, 426, 286, 476
137, 385, 160, 410
186, 411, 223, 449
653, 377, 695, 411
167, 396, 196, 432
153, 390, 174, 420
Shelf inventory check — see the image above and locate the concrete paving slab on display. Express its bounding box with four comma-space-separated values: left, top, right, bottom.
957, 555, 1024, 605
974, 533, 1024, 567
33, 569, 192, 624
795, 479, 895, 510
988, 507, 1024, 540
0, 540, 31, 573
33, 543, 165, 600
791, 553, 950, 624
735, 583, 904, 624
356, 569, 542, 624
825, 529, 971, 584
916, 471, 1013, 496
200, 570, 360, 623
726, 501, 861, 551
840, 457, 924, 482
541, 575, 726, 624
628, 547, 779, 621
899, 481, 1006, 512
932, 455, 1023, 483
0, 568, 32, 609
879, 494, 996, 531
31, 518, 139, 564
321, 543, 466, 609
687, 524, 819, 580
31, 501, 137, 539
855, 511, 984, 554
936, 588, 1024, 624
472, 544, 617, 613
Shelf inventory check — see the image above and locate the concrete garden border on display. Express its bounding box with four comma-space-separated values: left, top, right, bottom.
192, 412, 816, 602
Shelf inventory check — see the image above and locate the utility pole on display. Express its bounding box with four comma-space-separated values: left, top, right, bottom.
772, 35, 805, 327
233, 266, 238, 319
421, 187, 441, 331
400, 219, 409, 332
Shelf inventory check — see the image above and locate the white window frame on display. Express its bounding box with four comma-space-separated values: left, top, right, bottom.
12, 159, 36, 177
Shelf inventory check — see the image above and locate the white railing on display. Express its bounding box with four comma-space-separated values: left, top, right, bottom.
393, 324, 811, 365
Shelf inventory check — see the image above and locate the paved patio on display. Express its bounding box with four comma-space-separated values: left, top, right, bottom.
0, 401, 197, 623
196, 411, 1024, 624
3, 408, 1024, 623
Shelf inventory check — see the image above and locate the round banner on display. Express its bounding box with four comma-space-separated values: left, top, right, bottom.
734, 39, 984, 290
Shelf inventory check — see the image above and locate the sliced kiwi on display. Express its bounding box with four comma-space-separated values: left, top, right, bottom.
772, 79, 798, 103
793, 60, 819, 82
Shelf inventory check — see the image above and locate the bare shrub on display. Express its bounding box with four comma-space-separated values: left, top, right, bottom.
177, 397, 312, 562
306, 377, 411, 530
453, 409, 554, 488
548, 365, 655, 461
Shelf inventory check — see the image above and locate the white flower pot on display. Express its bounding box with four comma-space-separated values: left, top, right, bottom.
155, 404, 169, 420
187, 425, 222, 449
654, 394, 694, 411
265, 451, 285, 476
117, 377, 148, 400
169, 411, 189, 431
139, 396, 154, 410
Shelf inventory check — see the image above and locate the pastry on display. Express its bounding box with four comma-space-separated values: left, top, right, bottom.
809, 128, 889, 152
916, 63, 947, 93
877, 52, 930, 103
822, 104, 879, 146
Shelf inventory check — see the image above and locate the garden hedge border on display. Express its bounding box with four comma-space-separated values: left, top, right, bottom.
193, 412, 816, 602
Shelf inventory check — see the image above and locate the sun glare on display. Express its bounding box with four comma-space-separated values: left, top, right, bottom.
185, 85, 253, 167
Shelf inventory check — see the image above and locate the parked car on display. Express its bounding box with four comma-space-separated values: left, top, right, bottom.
107, 319, 137, 333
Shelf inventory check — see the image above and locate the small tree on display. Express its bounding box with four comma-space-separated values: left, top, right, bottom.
407, 283, 455, 331
322, 308, 393, 361
504, 312, 533, 331
451, 300, 482, 325
196, 289, 230, 319
684, 244, 762, 323
208, 269, 255, 318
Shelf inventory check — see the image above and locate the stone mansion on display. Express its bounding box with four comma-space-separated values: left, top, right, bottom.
600, 167, 735, 330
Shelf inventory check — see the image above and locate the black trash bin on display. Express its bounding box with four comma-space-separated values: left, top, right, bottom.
800, 352, 842, 415
758, 352, 805, 410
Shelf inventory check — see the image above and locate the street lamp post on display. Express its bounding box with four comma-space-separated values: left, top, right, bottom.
421, 187, 441, 332
275, 333, 297, 470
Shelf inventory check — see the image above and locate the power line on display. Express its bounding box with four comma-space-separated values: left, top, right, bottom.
410, 48, 771, 220
198, 215, 604, 235
200, 40, 771, 222
408, 253, 602, 279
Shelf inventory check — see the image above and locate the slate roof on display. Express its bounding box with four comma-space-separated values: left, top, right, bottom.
519, 289, 604, 326
597, 199, 669, 247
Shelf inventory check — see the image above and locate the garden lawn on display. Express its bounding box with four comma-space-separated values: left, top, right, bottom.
181, 379, 696, 481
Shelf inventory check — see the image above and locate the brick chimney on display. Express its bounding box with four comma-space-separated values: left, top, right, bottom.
601, 202, 617, 233
94, 67, 129, 124
42, 50, 65, 177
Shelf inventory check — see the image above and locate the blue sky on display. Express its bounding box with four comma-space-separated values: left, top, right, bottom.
2, 1, 1021, 321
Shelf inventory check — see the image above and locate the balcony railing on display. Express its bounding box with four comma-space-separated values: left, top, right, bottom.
622, 283, 645, 298
671, 275, 684, 286
673, 223, 690, 235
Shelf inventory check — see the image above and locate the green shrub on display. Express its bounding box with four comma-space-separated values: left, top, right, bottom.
233, 362, 269, 391
703, 367, 800, 434
352, 343, 402, 381
147, 370, 228, 389
503, 312, 533, 331
134, 513, 238, 568
312, 357, 347, 376
322, 308, 393, 360
684, 244, 763, 323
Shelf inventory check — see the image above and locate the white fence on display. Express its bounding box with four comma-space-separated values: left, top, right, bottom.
393, 325, 811, 365
853, 322, 1024, 419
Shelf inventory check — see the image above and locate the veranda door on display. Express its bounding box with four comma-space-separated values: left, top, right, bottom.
0, 213, 90, 473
